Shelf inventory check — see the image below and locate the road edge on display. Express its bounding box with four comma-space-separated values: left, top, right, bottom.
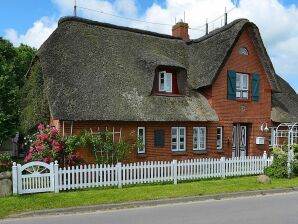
6, 187, 298, 219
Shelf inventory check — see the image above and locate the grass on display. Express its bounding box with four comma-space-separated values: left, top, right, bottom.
1, 176, 298, 219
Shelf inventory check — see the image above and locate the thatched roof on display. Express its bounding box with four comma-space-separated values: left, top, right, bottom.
35, 16, 281, 121
37, 17, 217, 121
271, 75, 298, 123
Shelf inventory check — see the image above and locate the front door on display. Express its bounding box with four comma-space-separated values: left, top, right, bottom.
232, 124, 247, 157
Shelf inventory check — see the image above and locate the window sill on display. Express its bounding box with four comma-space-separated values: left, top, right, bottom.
172, 151, 187, 156
216, 149, 224, 153
137, 153, 147, 158
154, 93, 184, 97
193, 150, 207, 155
236, 99, 250, 102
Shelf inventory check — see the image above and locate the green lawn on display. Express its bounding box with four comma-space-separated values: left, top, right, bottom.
1, 176, 298, 219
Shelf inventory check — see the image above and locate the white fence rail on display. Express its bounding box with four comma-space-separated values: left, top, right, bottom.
12, 152, 273, 195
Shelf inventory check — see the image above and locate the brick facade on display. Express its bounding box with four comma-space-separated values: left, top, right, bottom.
207, 27, 272, 156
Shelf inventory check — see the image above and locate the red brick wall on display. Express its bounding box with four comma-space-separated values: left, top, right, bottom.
205, 27, 272, 156
60, 121, 226, 163
50, 116, 60, 132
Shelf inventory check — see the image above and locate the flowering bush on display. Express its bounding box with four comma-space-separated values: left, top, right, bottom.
0, 153, 12, 172
24, 123, 82, 167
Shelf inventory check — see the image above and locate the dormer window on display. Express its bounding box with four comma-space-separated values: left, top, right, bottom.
159, 71, 172, 93
153, 66, 185, 96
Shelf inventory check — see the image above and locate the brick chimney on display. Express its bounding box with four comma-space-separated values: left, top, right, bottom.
172, 20, 189, 41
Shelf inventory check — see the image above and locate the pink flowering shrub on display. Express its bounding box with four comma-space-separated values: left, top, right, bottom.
24, 123, 82, 167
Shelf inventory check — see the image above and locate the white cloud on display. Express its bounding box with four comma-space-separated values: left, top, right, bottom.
3, 0, 298, 91
4, 17, 57, 48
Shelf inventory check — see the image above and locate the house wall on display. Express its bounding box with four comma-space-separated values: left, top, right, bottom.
203, 27, 272, 156
60, 121, 226, 164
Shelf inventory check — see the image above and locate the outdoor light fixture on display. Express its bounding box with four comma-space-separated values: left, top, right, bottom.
260, 123, 269, 132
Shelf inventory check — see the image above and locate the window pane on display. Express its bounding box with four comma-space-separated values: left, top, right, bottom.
165, 73, 172, 93
178, 128, 185, 151
138, 128, 145, 153
172, 128, 177, 135
236, 91, 241, 98
159, 72, 165, 91
217, 127, 222, 149
242, 91, 248, 99
199, 128, 206, 150
172, 128, 178, 151
180, 128, 185, 136
242, 75, 248, 90
193, 128, 198, 150
139, 129, 143, 136
236, 75, 241, 89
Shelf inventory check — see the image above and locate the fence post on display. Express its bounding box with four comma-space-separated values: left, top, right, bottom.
262, 151, 268, 172
173, 160, 177, 185
17, 164, 22, 194
270, 154, 274, 165
117, 162, 122, 189
12, 162, 18, 195
54, 161, 59, 193
220, 157, 226, 179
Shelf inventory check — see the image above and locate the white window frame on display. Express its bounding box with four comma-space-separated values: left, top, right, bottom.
236, 73, 249, 99
193, 127, 206, 151
137, 127, 145, 154
159, 71, 172, 93
171, 127, 186, 152
269, 127, 276, 147
217, 127, 223, 150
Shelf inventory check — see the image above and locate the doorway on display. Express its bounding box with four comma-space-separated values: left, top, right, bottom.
232, 124, 248, 157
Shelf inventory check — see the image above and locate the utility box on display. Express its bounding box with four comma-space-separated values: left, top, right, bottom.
256, 137, 265, 145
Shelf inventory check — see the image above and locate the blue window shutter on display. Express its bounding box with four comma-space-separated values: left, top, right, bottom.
252, 73, 260, 101
227, 70, 236, 100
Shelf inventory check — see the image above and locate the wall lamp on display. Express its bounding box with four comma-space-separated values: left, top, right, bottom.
260, 122, 269, 132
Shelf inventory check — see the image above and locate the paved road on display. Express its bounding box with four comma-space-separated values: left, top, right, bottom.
2, 192, 298, 224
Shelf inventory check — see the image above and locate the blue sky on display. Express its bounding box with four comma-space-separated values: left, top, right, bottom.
0, 0, 164, 36
1, 0, 298, 92
0, 0, 297, 36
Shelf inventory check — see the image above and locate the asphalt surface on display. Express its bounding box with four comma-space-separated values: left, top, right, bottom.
2, 192, 298, 224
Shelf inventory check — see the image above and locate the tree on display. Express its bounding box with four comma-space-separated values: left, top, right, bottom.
14, 44, 36, 87
0, 37, 36, 147
0, 62, 19, 148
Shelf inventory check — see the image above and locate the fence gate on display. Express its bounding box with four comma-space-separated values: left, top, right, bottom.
13, 161, 57, 194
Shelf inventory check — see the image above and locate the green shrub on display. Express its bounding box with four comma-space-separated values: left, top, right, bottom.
291, 159, 298, 176
20, 61, 50, 134
264, 147, 288, 178
0, 153, 12, 173
80, 129, 141, 165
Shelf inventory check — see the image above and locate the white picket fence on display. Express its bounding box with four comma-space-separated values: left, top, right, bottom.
12, 152, 273, 195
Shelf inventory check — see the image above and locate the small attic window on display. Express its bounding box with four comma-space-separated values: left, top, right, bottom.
153, 66, 184, 96
159, 71, 172, 93
239, 47, 249, 56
